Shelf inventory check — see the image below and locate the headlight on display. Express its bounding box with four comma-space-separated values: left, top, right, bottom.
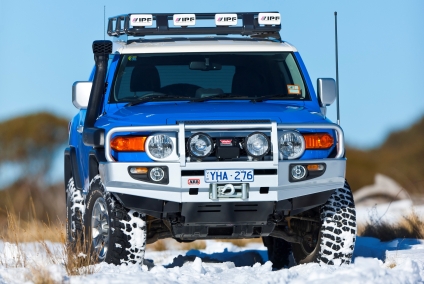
187, 133, 213, 158
146, 134, 173, 159
279, 130, 305, 159
244, 132, 270, 158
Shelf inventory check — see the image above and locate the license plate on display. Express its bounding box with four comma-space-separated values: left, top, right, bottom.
204, 169, 254, 183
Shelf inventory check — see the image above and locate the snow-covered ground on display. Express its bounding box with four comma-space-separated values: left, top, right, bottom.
1, 195, 424, 283
1, 236, 424, 283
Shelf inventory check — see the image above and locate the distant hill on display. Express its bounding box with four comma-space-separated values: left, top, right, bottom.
346, 115, 424, 193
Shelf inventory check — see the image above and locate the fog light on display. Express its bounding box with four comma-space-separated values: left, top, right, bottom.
150, 167, 165, 182
291, 165, 307, 180
130, 167, 148, 174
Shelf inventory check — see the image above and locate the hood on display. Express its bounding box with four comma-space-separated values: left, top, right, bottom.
96, 101, 326, 128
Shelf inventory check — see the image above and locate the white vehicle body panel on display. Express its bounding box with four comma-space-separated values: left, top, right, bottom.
113, 39, 297, 54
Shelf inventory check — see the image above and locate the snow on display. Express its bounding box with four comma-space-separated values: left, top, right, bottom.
356, 199, 424, 224
1, 236, 424, 283
1, 197, 424, 283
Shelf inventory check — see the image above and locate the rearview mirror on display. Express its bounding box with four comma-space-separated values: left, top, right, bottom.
72, 81, 92, 109
189, 61, 222, 71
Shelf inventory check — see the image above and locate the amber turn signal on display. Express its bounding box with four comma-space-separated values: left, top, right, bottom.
303, 133, 334, 149
129, 167, 148, 174
111, 136, 147, 152
307, 164, 325, 171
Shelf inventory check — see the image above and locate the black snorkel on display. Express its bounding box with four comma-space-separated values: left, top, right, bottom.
83, 40, 112, 147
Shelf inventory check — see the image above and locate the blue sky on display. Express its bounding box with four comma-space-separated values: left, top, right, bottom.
0, 0, 423, 149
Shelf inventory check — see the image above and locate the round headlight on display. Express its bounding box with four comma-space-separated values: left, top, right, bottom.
244, 132, 270, 158
279, 130, 305, 159
187, 133, 213, 158
147, 134, 173, 159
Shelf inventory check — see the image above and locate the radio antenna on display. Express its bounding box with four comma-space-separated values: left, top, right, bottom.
104, 6, 106, 41
334, 11, 340, 125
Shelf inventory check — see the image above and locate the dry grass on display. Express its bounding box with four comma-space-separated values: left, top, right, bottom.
146, 239, 168, 251
146, 237, 263, 251
63, 237, 99, 276
359, 210, 424, 241
0, 205, 98, 277
0, 210, 65, 243
147, 239, 206, 251
25, 265, 57, 284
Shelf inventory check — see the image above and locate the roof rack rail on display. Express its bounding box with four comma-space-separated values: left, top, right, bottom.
107, 12, 281, 41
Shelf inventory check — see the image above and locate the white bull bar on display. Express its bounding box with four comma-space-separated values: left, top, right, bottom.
104, 122, 345, 165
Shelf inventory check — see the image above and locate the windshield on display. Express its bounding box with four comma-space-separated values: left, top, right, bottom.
110, 52, 310, 103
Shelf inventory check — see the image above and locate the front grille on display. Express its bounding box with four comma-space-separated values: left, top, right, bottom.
181, 120, 270, 125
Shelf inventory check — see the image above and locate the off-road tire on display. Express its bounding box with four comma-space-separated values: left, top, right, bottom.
262, 236, 292, 269
292, 181, 357, 265
66, 177, 85, 244
85, 175, 147, 265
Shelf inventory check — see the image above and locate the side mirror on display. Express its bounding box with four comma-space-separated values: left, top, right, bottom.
72, 81, 92, 109
317, 78, 336, 107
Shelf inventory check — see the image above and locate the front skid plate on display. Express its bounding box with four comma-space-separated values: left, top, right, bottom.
172, 223, 275, 240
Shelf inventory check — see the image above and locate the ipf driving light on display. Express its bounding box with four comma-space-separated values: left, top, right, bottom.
187, 133, 213, 158
244, 132, 270, 158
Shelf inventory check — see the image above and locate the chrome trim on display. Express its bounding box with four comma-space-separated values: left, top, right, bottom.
104, 122, 344, 162
271, 121, 279, 166
241, 183, 249, 200
178, 122, 186, 166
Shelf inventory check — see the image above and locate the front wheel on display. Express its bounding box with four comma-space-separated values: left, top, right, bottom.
292, 181, 357, 265
66, 177, 84, 245
84, 175, 147, 265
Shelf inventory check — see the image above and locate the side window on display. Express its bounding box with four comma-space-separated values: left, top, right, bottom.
113, 55, 136, 100
280, 54, 307, 98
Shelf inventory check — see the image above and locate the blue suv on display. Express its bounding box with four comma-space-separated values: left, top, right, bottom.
65, 12, 356, 269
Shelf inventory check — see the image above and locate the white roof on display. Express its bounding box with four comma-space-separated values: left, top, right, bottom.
112, 38, 297, 54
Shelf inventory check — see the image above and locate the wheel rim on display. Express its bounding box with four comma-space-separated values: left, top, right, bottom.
91, 197, 109, 261
300, 237, 318, 255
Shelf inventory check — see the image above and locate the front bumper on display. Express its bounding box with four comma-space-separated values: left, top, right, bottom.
99, 121, 345, 203
99, 158, 345, 203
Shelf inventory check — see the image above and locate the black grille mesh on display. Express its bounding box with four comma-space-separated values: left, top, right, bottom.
181, 120, 270, 125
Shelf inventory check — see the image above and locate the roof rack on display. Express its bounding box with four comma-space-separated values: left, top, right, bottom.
107, 12, 281, 41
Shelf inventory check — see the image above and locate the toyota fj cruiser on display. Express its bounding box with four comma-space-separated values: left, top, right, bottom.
65, 12, 356, 269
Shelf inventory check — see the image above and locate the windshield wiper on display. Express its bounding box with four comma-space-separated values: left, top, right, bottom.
250, 95, 302, 102
126, 93, 189, 106
190, 93, 246, 102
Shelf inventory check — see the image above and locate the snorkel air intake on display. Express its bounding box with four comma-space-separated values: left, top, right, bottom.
83, 40, 112, 147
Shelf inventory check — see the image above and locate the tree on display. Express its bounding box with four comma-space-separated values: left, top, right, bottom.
0, 112, 68, 185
